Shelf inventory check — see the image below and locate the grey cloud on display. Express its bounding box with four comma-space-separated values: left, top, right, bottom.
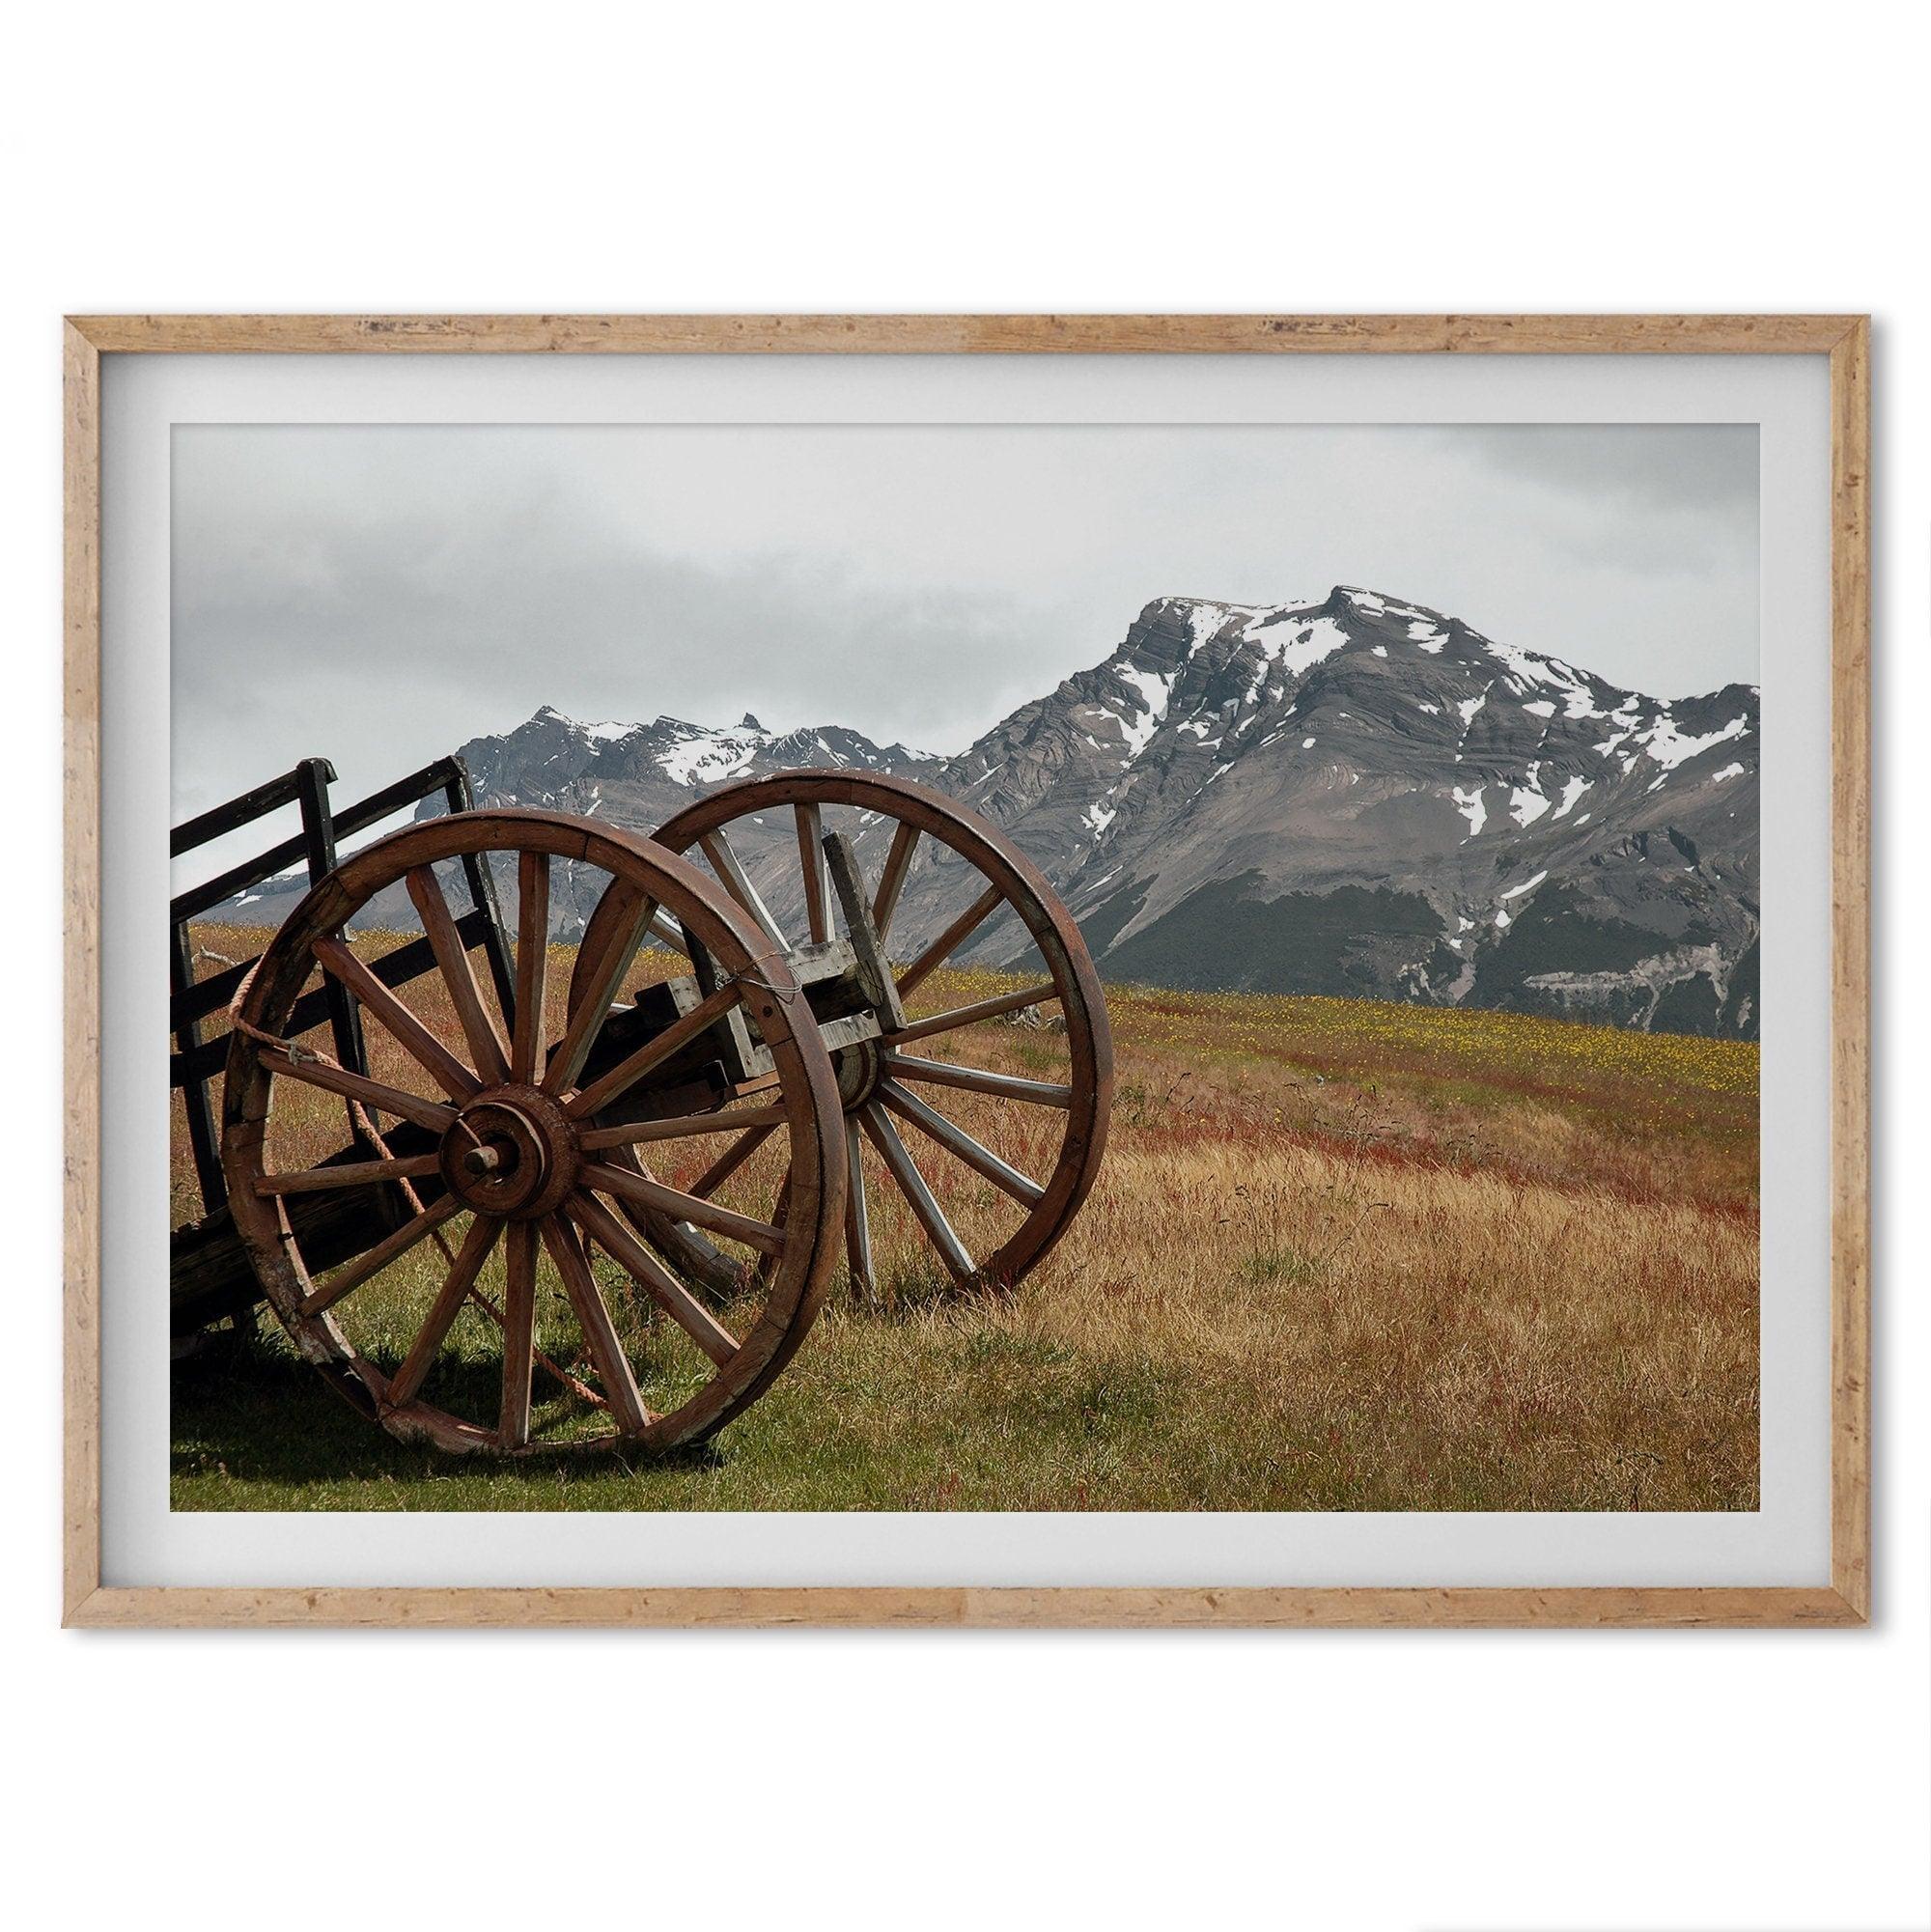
172, 423, 1760, 824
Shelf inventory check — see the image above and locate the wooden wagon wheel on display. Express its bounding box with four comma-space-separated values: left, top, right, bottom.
221, 809, 845, 1455
647, 772, 1113, 1301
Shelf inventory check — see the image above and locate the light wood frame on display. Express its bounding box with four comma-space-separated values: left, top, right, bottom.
63, 315, 1870, 1629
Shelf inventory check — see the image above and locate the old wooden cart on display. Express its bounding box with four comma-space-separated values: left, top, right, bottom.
171, 757, 1112, 1454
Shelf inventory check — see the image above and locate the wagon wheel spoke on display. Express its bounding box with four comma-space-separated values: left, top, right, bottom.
686, 1119, 783, 1199
578, 1103, 789, 1153
544, 881, 656, 1096
387, 1212, 503, 1409
254, 1150, 444, 1195
881, 1049, 1073, 1108
876, 1078, 1046, 1206
699, 828, 788, 949
871, 820, 920, 943
539, 1214, 651, 1435
298, 1192, 464, 1316
859, 1102, 974, 1282
646, 906, 693, 956
564, 980, 743, 1120
462, 1261, 607, 1418
257, 1046, 459, 1134
510, 851, 549, 1084
580, 1160, 788, 1256
567, 1190, 741, 1369
887, 980, 1061, 1046
313, 935, 481, 1102
796, 802, 829, 944
893, 882, 1006, 998
497, 1219, 539, 1448
406, 865, 510, 1084
747, 1163, 795, 1285
845, 1117, 876, 1302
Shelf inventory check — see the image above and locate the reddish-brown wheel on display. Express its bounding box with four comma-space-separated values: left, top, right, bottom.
649, 772, 1113, 1302
221, 809, 846, 1455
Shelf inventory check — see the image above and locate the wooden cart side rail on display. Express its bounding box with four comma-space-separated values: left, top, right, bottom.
170, 764, 312, 858
170, 903, 495, 1047
171, 752, 480, 926
169, 751, 512, 1228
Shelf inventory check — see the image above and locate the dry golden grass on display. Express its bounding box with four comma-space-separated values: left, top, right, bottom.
171, 924, 1758, 1512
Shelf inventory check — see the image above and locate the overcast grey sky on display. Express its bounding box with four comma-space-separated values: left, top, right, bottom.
172, 422, 1758, 824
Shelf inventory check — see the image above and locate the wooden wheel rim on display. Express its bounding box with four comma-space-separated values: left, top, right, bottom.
651, 771, 1113, 1293
221, 808, 846, 1455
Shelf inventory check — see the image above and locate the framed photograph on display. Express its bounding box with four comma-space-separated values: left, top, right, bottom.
63, 315, 1869, 1628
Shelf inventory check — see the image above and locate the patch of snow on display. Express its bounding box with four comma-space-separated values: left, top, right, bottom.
1509, 785, 1552, 828
1082, 801, 1116, 839
1113, 663, 1178, 756
1417, 702, 1440, 715
1501, 869, 1548, 901
1301, 736, 1317, 749
1451, 784, 1488, 838
1456, 691, 1488, 729
1494, 907, 1513, 930
656, 718, 769, 787
1243, 613, 1352, 681
1372, 645, 1387, 658
1712, 761, 1747, 782
1640, 712, 1750, 769
1345, 588, 1437, 626
1552, 775, 1591, 819
1523, 699, 1555, 718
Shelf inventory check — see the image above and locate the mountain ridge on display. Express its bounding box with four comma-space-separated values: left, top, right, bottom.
211, 585, 1760, 1037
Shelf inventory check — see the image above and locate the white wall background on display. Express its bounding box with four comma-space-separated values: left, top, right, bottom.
6, 5, 1923, 1926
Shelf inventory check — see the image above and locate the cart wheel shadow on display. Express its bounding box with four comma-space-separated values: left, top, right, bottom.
169, 1342, 730, 1488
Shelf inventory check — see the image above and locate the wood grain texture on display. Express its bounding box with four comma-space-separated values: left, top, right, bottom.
63, 1584, 1867, 1629
1829, 318, 1872, 1620
63, 313, 1873, 1629
65, 313, 1861, 355
63, 323, 100, 1624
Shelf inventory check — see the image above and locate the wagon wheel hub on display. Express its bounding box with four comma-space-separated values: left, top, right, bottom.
438, 1087, 579, 1221
832, 1038, 884, 1112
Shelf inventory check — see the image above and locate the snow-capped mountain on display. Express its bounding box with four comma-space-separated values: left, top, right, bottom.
210, 587, 1759, 1036
884, 586, 1758, 1036
453, 703, 938, 826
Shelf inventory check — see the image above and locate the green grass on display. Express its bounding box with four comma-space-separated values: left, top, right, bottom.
173, 956, 1758, 1514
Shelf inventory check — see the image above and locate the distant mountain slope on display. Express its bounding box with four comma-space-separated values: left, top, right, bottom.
206, 586, 1758, 1037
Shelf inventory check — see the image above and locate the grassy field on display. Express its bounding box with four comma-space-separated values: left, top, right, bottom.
173, 925, 1758, 1512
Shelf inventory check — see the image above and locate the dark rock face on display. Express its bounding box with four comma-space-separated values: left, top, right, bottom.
214, 586, 1759, 1037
